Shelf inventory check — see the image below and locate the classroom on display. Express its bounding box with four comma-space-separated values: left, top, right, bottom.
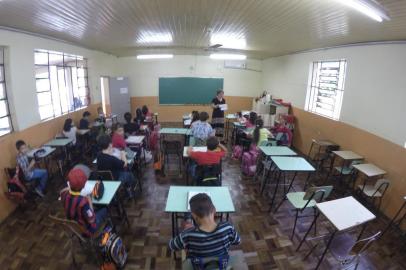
0, 1, 405, 269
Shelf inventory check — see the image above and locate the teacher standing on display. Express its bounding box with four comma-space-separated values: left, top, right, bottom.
211, 90, 226, 141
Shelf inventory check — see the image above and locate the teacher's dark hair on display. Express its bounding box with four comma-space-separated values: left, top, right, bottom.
216, 90, 224, 95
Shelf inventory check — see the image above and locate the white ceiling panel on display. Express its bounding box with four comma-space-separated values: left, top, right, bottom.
0, 0, 404, 58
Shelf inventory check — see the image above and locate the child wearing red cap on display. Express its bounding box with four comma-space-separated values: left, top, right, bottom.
60, 168, 107, 236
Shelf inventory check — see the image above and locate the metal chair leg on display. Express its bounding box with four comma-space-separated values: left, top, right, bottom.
291, 210, 299, 239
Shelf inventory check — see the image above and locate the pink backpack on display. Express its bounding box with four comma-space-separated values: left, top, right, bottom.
241, 149, 259, 176
232, 145, 243, 160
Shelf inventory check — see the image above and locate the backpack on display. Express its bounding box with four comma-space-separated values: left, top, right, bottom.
99, 226, 127, 269
5, 167, 28, 204
241, 149, 259, 176
232, 145, 243, 160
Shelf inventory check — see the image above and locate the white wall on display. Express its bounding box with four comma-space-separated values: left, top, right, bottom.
0, 29, 117, 131
114, 55, 262, 98
262, 43, 406, 147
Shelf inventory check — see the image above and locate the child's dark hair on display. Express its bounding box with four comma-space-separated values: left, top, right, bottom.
199, 111, 209, 122
207, 136, 219, 151
124, 112, 132, 123
97, 134, 111, 150
16, 140, 26, 150
190, 193, 215, 218
237, 112, 242, 118
249, 112, 257, 125
63, 118, 73, 132
191, 111, 199, 123
216, 90, 224, 96
82, 111, 91, 117
141, 105, 149, 115
253, 118, 264, 145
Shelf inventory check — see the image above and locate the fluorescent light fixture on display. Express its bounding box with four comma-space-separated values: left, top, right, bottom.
210, 53, 247, 60
137, 32, 173, 43
210, 33, 246, 49
136, 54, 174, 60
335, 0, 390, 22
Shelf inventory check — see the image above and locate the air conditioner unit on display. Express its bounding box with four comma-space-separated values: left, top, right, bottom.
224, 60, 246, 69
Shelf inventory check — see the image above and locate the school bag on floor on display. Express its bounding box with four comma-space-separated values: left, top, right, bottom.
5, 166, 28, 204
232, 145, 243, 160
241, 149, 259, 176
99, 226, 127, 270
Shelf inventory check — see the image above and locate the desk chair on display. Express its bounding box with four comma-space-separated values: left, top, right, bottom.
322, 231, 381, 270
181, 251, 235, 270
163, 140, 182, 174
195, 163, 222, 186
4, 167, 35, 205
89, 170, 114, 181
330, 160, 363, 193
48, 214, 104, 267
357, 179, 390, 211
274, 185, 333, 239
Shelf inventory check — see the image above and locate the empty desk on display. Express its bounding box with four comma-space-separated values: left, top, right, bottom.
297, 196, 376, 270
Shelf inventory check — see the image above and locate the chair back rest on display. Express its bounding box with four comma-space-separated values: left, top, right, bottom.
190, 255, 230, 270
350, 231, 381, 256
374, 179, 390, 194
89, 170, 114, 181
163, 140, 181, 153
349, 160, 363, 168
196, 164, 222, 186
4, 167, 16, 179
326, 144, 340, 153
48, 214, 88, 242
303, 185, 333, 202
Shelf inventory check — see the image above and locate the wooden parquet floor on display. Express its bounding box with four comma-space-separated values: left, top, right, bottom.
0, 153, 405, 270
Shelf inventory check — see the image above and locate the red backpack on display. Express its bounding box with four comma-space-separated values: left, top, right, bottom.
4, 167, 28, 204
241, 148, 259, 176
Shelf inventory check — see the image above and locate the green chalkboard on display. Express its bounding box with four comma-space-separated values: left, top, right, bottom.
159, 77, 224, 105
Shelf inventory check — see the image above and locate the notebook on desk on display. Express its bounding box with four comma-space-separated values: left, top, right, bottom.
187, 191, 211, 210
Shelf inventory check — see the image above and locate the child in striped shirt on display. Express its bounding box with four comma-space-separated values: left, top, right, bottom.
169, 193, 240, 269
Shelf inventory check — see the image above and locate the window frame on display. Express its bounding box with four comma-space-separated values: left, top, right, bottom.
305, 59, 347, 121
0, 47, 13, 136
34, 50, 89, 121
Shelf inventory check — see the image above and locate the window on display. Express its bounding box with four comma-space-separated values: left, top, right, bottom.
34, 50, 89, 120
305, 60, 347, 120
0, 47, 13, 136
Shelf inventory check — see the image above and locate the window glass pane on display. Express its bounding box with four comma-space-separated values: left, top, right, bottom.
0, 65, 4, 82
49, 66, 62, 116
0, 116, 11, 136
64, 55, 76, 67
78, 87, 88, 97
0, 49, 3, 64
0, 83, 4, 99
36, 79, 50, 92
78, 77, 87, 87
79, 96, 88, 107
0, 100, 8, 117
35, 66, 49, 79
49, 53, 63, 66
77, 68, 87, 78
37, 92, 52, 106
57, 67, 69, 113
39, 104, 54, 120
35, 52, 48, 65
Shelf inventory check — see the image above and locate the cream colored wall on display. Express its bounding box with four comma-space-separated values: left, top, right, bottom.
114, 55, 262, 98
262, 43, 406, 147
0, 29, 117, 131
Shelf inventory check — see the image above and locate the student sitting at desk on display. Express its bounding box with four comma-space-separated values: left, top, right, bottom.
169, 193, 240, 269
111, 123, 127, 150
79, 111, 91, 129
245, 111, 257, 128
190, 110, 199, 126
191, 112, 215, 146
60, 168, 107, 237
62, 118, 78, 145
134, 108, 145, 126
252, 118, 273, 146
15, 140, 48, 197
123, 112, 139, 135
142, 105, 152, 120
236, 112, 247, 124
97, 135, 136, 198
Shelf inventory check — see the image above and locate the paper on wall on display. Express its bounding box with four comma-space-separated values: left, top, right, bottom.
120, 87, 128, 94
